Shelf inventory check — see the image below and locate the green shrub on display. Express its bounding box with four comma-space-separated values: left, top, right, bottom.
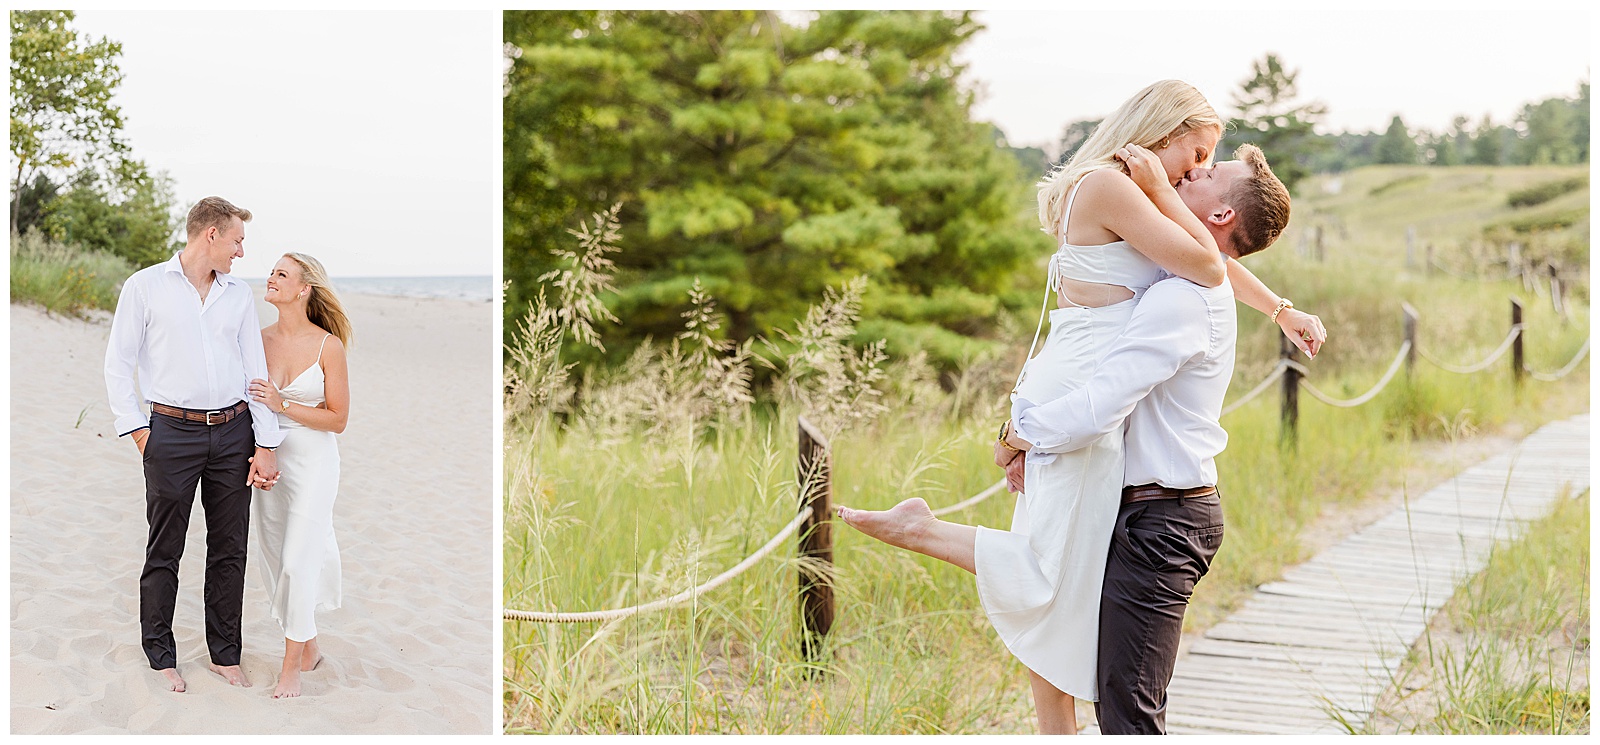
1506, 176, 1588, 208
9, 230, 137, 317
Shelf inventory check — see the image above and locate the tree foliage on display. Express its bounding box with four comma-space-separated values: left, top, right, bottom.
1227, 54, 1326, 193
503, 10, 1047, 370
9, 10, 179, 266
1375, 115, 1418, 165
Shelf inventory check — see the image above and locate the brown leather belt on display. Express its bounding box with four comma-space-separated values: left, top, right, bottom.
1121, 483, 1218, 506
150, 400, 249, 426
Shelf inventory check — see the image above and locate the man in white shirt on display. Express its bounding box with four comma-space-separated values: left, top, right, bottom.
105, 196, 285, 693
1002, 144, 1293, 733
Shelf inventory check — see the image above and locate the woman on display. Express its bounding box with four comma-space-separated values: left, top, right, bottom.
837, 80, 1325, 734
247, 253, 353, 699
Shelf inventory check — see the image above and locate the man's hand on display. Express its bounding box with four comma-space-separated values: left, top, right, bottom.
131, 428, 150, 456
248, 447, 280, 490
1277, 308, 1327, 359
1004, 454, 1026, 494
994, 438, 1020, 469
1115, 143, 1171, 196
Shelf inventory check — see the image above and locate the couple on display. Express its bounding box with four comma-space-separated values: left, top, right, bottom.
839, 80, 1328, 734
104, 197, 351, 699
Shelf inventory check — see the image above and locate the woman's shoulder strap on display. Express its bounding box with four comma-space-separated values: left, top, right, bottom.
316, 332, 332, 363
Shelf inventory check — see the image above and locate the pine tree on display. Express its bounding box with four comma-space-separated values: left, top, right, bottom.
1227, 54, 1326, 192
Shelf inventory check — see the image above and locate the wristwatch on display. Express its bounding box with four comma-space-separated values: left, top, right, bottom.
1270, 297, 1294, 324
997, 419, 1022, 453
280, 400, 291, 412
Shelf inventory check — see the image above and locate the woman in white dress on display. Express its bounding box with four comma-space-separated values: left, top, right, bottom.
838, 81, 1327, 733
247, 252, 351, 699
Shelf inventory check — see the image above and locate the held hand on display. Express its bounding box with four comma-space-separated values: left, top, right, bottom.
1115, 143, 1171, 196
132, 428, 149, 456
1004, 454, 1026, 494
994, 439, 1020, 469
1277, 308, 1328, 359
248, 378, 283, 412
248, 448, 280, 490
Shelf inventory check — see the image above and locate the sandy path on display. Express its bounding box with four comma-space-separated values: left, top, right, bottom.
9, 292, 495, 734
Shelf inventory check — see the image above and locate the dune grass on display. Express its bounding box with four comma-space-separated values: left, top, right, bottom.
9, 230, 136, 317
1364, 490, 1590, 734
504, 164, 1590, 733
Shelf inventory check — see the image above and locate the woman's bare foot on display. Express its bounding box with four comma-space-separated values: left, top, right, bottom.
273, 667, 302, 699
836, 498, 938, 553
157, 667, 186, 693
301, 637, 322, 672
207, 663, 252, 687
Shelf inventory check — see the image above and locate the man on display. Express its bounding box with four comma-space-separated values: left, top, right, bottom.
105, 196, 285, 693
1001, 144, 1294, 734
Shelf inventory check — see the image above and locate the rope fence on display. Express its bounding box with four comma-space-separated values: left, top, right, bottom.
506, 297, 1589, 638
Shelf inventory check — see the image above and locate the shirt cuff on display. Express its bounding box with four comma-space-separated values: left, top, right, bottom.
252, 427, 286, 449
1013, 397, 1074, 455
115, 413, 150, 437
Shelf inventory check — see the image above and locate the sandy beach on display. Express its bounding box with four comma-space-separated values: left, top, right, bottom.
9, 291, 495, 734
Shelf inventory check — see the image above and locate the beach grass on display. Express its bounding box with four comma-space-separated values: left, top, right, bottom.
1364, 489, 1590, 734
9, 230, 136, 317
503, 164, 1590, 733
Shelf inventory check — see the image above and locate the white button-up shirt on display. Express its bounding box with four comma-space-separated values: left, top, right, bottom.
104, 253, 285, 448
1013, 276, 1236, 489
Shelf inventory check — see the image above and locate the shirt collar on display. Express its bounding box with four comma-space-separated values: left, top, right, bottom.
165, 251, 245, 287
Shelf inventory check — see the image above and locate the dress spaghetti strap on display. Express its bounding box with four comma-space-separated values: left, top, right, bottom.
315, 333, 331, 365
1013, 181, 1086, 394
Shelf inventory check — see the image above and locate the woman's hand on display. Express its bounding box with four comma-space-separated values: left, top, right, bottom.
1277, 308, 1328, 358
249, 378, 284, 411
1115, 143, 1172, 197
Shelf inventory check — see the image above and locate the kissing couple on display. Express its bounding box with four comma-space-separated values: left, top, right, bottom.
839, 80, 1328, 734
105, 196, 353, 699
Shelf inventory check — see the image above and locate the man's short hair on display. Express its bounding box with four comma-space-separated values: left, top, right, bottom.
185, 197, 252, 240
1225, 144, 1291, 257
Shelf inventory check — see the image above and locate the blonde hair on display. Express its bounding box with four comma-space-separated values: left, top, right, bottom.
1224, 144, 1292, 257
282, 252, 354, 347
186, 196, 252, 240
1036, 80, 1223, 241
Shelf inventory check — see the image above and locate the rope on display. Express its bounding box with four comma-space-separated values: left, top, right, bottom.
504, 506, 813, 623
1293, 341, 1412, 408
1221, 362, 1288, 417
931, 478, 1006, 517
1525, 338, 1591, 381
1417, 325, 1522, 374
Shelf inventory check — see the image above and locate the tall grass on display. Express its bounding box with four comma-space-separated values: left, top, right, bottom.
1364, 490, 1590, 734
9, 230, 136, 316
506, 166, 1590, 733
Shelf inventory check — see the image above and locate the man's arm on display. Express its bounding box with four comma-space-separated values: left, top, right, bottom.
105, 275, 149, 443
238, 297, 285, 450
1011, 280, 1213, 454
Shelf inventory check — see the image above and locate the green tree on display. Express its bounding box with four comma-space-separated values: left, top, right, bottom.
1227, 54, 1326, 193
1470, 115, 1505, 165
44, 163, 180, 266
1517, 97, 1580, 165
1053, 118, 1101, 167
9, 10, 129, 232
504, 10, 1046, 369
1375, 115, 1417, 164
1573, 80, 1589, 162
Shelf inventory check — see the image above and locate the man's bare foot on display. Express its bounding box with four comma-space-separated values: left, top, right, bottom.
273, 667, 302, 699
300, 638, 322, 672
208, 663, 252, 688
157, 667, 186, 693
836, 498, 937, 552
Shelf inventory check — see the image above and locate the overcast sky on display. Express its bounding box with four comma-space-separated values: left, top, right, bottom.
70, 10, 500, 279
958, 8, 1590, 156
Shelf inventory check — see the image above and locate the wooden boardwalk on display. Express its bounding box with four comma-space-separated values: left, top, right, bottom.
1158, 413, 1591, 735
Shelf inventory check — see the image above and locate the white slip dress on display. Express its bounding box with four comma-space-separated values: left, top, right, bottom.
252, 333, 342, 642
972, 179, 1164, 701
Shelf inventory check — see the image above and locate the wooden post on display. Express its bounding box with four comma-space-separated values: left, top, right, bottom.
1402, 302, 1419, 377
1548, 263, 1565, 322
1405, 225, 1416, 269
1508, 242, 1522, 277
1280, 334, 1300, 448
1510, 298, 1524, 388
796, 416, 834, 665
1314, 225, 1325, 262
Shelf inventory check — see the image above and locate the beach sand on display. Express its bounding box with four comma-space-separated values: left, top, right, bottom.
9, 292, 495, 734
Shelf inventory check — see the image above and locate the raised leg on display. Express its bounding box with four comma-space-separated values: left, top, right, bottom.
836, 498, 978, 574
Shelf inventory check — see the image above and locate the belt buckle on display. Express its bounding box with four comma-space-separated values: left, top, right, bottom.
205, 410, 224, 425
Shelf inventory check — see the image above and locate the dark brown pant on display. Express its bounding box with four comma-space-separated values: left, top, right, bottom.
139, 409, 254, 670
1094, 491, 1224, 735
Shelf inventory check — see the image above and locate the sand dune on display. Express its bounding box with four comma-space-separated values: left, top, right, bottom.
9, 292, 494, 734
